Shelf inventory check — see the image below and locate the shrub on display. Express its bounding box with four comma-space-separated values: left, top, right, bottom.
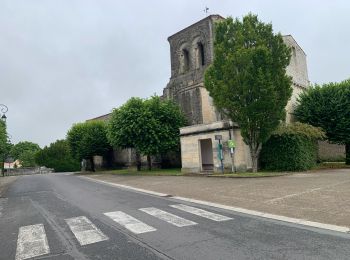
260, 123, 325, 171
35, 140, 80, 172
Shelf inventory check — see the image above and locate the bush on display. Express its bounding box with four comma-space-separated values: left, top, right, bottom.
260, 123, 325, 171
35, 140, 80, 172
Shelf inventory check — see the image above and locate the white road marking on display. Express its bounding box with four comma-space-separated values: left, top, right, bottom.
170, 204, 232, 221
172, 196, 350, 233
265, 180, 350, 204
80, 176, 350, 233
79, 176, 169, 197
104, 211, 156, 234
65, 216, 108, 246
15, 224, 50, 260
139, 207, 197, 227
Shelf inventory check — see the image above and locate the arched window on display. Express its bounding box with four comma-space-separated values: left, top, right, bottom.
197, 42, 205, 66
291, 46, 297, 66
181, 48, 190, 73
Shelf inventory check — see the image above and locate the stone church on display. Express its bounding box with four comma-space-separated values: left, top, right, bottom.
162, 15, 309, 173
89, 14, 343, 171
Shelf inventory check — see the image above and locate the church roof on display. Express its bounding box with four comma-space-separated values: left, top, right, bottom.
86, 113, 111, 122
167, 14, 224, 41
282, 34, 307, 56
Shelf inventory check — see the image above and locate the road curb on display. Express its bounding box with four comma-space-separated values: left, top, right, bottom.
80, 176, 350, 234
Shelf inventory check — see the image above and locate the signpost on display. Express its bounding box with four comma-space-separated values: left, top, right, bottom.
227, 139, 236, 173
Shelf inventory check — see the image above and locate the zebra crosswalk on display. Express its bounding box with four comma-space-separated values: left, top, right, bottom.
65, 216, 109, 246
104, 210, 157, 234
140, 207, 197, 227
170, 204, 233, 221
15, 224, 50, 260
14, 204, 232, 259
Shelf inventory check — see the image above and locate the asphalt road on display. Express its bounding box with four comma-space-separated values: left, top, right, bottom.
0, 173, 349, 260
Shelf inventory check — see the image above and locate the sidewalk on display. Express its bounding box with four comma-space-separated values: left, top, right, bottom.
84, 169, 350, 228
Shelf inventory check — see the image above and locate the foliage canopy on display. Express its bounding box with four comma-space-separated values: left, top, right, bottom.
294, 79, 350, 164
204, 14, 292, 172
35, 139, 80, 172
107, 96, 186, 170
10, 141, 41, 167
260, 123, 325, 171
67, 120, 111, 171
0, 120, 8, 160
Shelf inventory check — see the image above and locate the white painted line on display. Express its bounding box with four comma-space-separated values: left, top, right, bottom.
139, 207, 197, 227
15, 224, 50, 260
104, 211, 156, 234
80, 176, 350, 234
65, 216, 108, 246
170, 204, 232, 222
172, 196, 350, 233
79, 176, 168, 197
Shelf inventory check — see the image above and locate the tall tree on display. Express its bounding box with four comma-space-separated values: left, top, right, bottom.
204, 14, 292, 172
107, 96, 186, 170
67, 121, 111, 171
295, 79, 350, 164
35, 139, 80, 172
10, 141, 41, 167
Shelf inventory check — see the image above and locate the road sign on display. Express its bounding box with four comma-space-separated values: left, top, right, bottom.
228, 140, 236, 149
215, 135, 222, 140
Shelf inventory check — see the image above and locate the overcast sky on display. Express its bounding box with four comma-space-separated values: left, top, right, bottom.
1, 1, 349, 147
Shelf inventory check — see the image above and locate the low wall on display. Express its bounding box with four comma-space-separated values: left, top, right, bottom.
318, 141, 345, 162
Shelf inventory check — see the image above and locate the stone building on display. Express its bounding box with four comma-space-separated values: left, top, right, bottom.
87, 14, 344, 172
162, 15, 310, 173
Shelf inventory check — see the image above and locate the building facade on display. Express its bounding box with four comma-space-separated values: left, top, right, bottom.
163, 15, 310, 173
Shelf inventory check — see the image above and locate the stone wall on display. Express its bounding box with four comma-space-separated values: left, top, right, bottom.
163, 15, 224, 125
318, 141, 346, 161
180, 121, 252, 173
283, 35, 310, 123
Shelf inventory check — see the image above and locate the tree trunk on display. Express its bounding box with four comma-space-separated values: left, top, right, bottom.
147, 155, 152, 171
249, 142, 261, 173
346, 143, 350, 165
90, 157, 95, 172
136, 151, 141, 171
251, 152, 258, 173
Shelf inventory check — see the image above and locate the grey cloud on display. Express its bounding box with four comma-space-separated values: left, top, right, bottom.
0, 0, 349, 146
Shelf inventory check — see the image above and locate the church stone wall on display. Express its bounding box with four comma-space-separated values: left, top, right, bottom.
283, 35, 309, 88
283, 35, 310, 122
163, 15, 224, 125
164, 16, 311, 173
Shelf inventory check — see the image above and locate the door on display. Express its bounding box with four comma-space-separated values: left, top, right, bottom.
200, 139, 214, 171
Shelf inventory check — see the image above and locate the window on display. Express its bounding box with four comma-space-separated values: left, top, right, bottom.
197, 42, 205, 66
181, 48, 190, 73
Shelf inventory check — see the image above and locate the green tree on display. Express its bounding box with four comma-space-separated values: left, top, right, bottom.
0, 121, 7, 159
35, 139, 80, 172
107, 96, 186, 170
67, 121, 110, 171
204, 14, 292, 172
294, 79, 350, 164
0, 120, 11, 175
10, 141, 41, 167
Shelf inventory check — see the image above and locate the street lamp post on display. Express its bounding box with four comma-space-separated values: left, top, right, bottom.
0, 104, 8, 176
0, 104, 8, 122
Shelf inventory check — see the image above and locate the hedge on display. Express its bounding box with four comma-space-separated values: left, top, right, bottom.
260, 123, 325, 171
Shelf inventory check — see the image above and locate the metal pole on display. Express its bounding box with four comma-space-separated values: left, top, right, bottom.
219, 139, 224, 174
229, 128, 235, 173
